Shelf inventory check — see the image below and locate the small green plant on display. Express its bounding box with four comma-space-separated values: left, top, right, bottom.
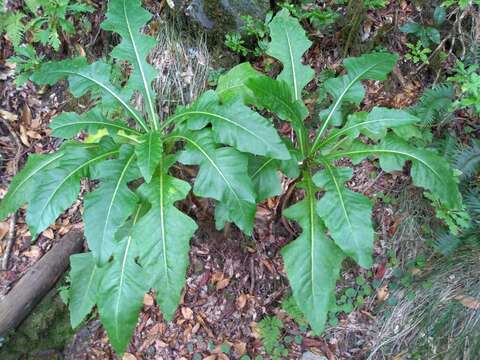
405, 41, 432, 64
424, 191, 471, 236
442, 0, 480, 9
279, 2, 339, 30
400, 6, 444, 48
0, 0, 94, 50
7, 44, 44, 85
363, 0, 389, 9
281, 295, 306, 325
225, 32, 249, 56
448, 60, 480, 114
257, 316, 288, 360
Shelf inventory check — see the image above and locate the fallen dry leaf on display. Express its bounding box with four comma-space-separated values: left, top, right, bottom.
122, 354, 137, 360
181, 306, 193, 320
23, 245, 42, 259
0, 221, 9, 241
236, 293, 248, 310
0, 109, 18, 122
19, 125, 30, 146
233, 341, 246, 356
42, 228, 55, 239
455, 295, 480, 310
143, 293, 155, 306
21, 103, 32, 126
376, 284, 389, 302
216, 277, 230, 290
202, 356, 217, 360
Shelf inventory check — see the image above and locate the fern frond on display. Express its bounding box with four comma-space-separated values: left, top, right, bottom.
258, 316, 283, 354
432, 230, 461, 256
411, 84, 455, 126
432, 134, 458, 164
1, 11, 27, 47
464, 189, 480, 223
454, 140, 480, 178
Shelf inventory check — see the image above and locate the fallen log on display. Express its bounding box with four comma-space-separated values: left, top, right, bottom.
0, 230, 84, 337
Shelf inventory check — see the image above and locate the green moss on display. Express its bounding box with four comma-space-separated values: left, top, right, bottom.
0, 281, 75, 360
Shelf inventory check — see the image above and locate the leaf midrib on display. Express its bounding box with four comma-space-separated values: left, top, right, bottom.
36, 149, 120, 226
100, 153, 136, 262
114, 203, 144, 343
186, 110, 280, 155
171, 134, 251, 218
311, 61, 385, 153
4, 152, 64, 209
329, 148, 443, 180
122, 0, 157, 130
52, 120, 141, 135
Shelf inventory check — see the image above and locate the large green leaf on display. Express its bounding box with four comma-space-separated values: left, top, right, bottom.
322, 107, 420, 147
329, 134, 462, 209
69, 252, 103, 328
216, 62, 262, 103
31, 58, 148, 131
311, 52, 398, 153
131, 164, 197, 320
282, 172, 345, 334
97, 203, 150, 354
313, 165, 373, 268
84, 146, 139, 265
101, 0, 158, 128
134, 131, 163, 183
267, 9, 314, 101
175, 130, 256, 234
245, 76, 309, 157
249, 156, 281, 202
0, 151, 64, 220
50, 110, 140, 139
26, 144, 120, 238
176, 91, 290, 160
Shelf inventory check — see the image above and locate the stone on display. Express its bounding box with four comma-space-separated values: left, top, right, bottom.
183, 0, 271, 34
301, 352, 328, 360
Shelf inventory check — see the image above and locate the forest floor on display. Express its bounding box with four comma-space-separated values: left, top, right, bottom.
0, 1, 477, 359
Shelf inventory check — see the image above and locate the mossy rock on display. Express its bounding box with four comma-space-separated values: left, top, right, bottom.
183, 0, 270, 39
0, 283, 75, 360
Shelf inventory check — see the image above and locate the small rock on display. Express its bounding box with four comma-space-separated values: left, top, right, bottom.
301, 352, 328, 360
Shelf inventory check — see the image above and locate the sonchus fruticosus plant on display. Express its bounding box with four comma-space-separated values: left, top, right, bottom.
0, 0, 291, 354
215, 8, 462, 334
0, 2, 462, 355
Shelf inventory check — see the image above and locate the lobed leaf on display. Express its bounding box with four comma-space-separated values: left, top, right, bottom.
84, 146, 139, 265
131, 164, 197, 320
313, 165, 373, 268
0, 151, 64, 220
97, 203, 150, 354
69, 252, 103, 329
50, 109, 140, 139
26, 143, 119, 238
267, 9, 315, 100
175, 91, 290, 160
282, 173, 345, 334
101, 0, 158, 127
323, 107, 420, 147
245, 76, 309, 156
311, 52, 398, 153
329, 134, 462, 209
216, 62, 262, 103
32, 58, 148, 131
176, 130, 256, 234
135, 131, 163, 183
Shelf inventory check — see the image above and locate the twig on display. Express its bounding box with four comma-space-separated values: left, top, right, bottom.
0, 116, 22, 270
